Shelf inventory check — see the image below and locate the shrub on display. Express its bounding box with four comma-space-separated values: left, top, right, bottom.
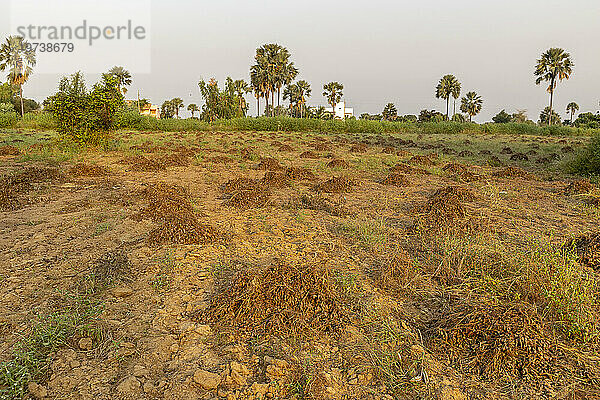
0, 111, 17, 128
565, 133, 600, 175
49, 72, 124, 145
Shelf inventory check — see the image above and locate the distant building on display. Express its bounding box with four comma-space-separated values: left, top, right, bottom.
126, 100, 161, 119
325, 101, 354, 119
140, 104, 160, 119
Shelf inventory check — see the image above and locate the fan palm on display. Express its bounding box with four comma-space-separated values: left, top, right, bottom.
0, 36, 36, 117
323, 82, 343, 119
451, 80, 461, 117
459, 91, 483, 122
566, 102, 579, 124
232, 79, 251, 117
106, 66, 132, 95
296, 80, 311, 118
435, 74, 460, 120
171, 98, 184, 118
187, 103, 199, 118
534, 48, 573, 126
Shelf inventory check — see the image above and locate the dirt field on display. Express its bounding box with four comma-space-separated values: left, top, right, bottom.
1, 128, 599, 399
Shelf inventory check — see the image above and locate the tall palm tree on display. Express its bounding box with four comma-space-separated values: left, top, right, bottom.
534, 48, 573, 126
435, 74, 459, 120
451, 80, 461, 117
296, 80, 311, 118
459, 91, 483, 122
106, 66, 132, 95
187, 103, 199, 118
250, 63, 267, 116
232, 79, 251, 117
0, 36, 36, 117
323, 82, 344, 119
566, 102, 579, 124
283, 83, 300, 116
171, 98, 184, 118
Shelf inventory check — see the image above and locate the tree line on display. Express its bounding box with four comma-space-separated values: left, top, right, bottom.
0, 34, 597, 128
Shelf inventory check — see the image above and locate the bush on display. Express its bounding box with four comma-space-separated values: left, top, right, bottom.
0, 111, 17, 128
49, 72, 123, 145
565, 133, 600, 175
19, 112, 56, 130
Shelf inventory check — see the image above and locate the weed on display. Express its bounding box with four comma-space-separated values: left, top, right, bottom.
0, 292, 103, 399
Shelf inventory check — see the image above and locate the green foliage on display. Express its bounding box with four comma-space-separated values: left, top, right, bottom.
0, 292, 102, 399
418, 109, 444, 122
382, 103, 398, 121
459, 91, 483, 122
250, 43, 298, 117
539, 106, 562, 125
492, 109, 512, 123
0, 110, 17, 127
197, 78, 250, 122
573, 112, 600, 129
565, 133, 600, 175
322, 82, 344, 113
0, 102, 14, 113
48, 71, 124, 145
435, 74, 461, 119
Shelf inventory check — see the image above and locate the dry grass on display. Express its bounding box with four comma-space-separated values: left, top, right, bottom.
69, 163, 110, 177
430, 297, 565, 383
204, 259, 349, 336
0, 145, 21, 156
379, 173, 410, 187
134, 183, 221, 245
313, 176, 354, 193
256, 157, 284, 171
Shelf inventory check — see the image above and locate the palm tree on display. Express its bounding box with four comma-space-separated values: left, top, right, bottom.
566, 102, 579, 124
534, 48, 573, 126
106, 66, 132, 95
232, 79, 251, 117
0, 36, 36, 117
435, 74, 459, 120
296, 80, 311, 118
451, 80, 461, 117
250, 63, 266, 116
171, 98, 184, 118
283, 83, 300, 116
323, 82, 343, 119
459, 91, 483, 122
187, 103, 199, 118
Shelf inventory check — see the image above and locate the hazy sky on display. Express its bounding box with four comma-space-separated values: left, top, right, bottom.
1, 0, 599, 121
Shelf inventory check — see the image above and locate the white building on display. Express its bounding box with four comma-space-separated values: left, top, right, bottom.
325, 101, 354, 119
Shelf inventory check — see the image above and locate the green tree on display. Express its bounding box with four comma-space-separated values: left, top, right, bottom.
451, 80, 461, 117
229, 78, 251, 117
171, 98, 183, 118
0, 36, 36, 117
105, 66, 132, 95
296, 80, 311, 118
566, 102, 579, 124
539, 106, 561, 125
492, 109, 512, 123
49, 71, 123, 144
250, 43, 298, 116
161, 100, 176, 119
435, 74, 460, 120
322, 82, 343, 119
382, 103, 398, 121
187, 103, 199, 118
459, 91, 483, 122
534, 48, 573, 126
283, 83, 300, 116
